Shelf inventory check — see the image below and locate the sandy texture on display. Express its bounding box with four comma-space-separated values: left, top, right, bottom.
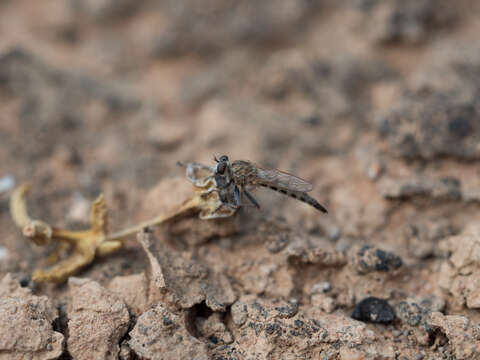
108, 272, 149, 316
128, 303, 209, 360
224, 295, 376, 359
138, 230, 236, 312
0, 274, 64, 360
67, 278, 130, 360
438, 231, 480, 310
1, 0, 480, 358
429, 312, 480, 359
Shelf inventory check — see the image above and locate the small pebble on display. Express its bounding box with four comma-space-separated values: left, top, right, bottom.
367, 161, 384, 181
328, 227, 341, 241
311, 281, 332, 294
352, 297, 395, 324
19, 274, 32, 288
0, 246, 8, 261
67, 192, 90, 222
0, 175, 15, 193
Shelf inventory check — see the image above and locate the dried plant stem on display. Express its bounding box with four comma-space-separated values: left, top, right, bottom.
11, 184, 53, 245
106, 195, 202, 242
10, 183, 34, 227
10, 163, 235, 282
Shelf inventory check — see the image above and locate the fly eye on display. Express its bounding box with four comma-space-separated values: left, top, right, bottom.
217, 162, 226, 174
219, 155, 229, 162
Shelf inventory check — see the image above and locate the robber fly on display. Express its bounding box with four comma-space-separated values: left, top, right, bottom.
212, 155, 328, 213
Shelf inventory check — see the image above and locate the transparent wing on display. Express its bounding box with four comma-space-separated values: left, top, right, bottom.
256, 166, 313, 192
179, 162, 214, 187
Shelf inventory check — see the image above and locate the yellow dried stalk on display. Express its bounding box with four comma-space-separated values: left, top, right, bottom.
9, 165, 236, 283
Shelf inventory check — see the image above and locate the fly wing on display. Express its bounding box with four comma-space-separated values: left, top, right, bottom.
256, 166, 313, 192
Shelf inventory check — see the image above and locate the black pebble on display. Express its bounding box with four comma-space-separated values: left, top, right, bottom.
375, 249, 403, 272
448, 114, 472, 139
352, 297, 395, 324
19, 274, 32, 288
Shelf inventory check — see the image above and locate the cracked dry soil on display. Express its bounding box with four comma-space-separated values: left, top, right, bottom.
1, 1, 480, 359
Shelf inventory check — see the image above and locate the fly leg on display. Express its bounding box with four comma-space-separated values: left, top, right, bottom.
216, 185, 241, 210
233, 186, 241, 207
201, 173, 231, 199
212, 186, 239, 214
243, 189, 260, 209
201, 187, 219, 198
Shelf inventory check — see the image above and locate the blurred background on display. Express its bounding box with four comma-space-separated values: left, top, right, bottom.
1, 0, 480, 299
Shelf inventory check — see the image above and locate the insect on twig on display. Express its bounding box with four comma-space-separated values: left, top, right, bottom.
212, 155, 328, 213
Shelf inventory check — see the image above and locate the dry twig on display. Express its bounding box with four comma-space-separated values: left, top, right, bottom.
9, 163, 236, 283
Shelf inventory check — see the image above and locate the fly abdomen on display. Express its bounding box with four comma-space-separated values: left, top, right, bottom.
296, 192, 328, 213
258, 183, 328, 213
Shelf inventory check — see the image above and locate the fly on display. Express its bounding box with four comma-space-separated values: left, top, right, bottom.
212, 155, 328, 213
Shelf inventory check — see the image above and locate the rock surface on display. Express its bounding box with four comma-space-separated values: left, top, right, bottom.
0, 274, 64, 360
377, 43, 480, 160
351, 245, 402, 274
438, 233, 480, 309
429, 312, 480, 359
67, 278, 130, 360
138, 230, 236, 311
2, 1, 480, 358
225, 296, 376, 359
108, 272, 149, 316
356, 0, 456, 44
128, 303, 209, 360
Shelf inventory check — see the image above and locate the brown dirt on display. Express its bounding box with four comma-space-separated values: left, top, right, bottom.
1, 1, 480, 359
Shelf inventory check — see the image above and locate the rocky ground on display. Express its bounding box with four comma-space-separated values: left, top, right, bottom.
1, 1, 480, 359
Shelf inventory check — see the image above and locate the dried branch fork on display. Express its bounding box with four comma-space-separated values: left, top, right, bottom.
9, 164, 236, 283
